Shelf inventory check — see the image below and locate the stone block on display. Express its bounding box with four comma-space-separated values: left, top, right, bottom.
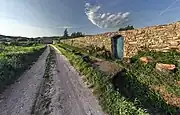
168, 40, 179, 46
139, 56, 154, 64
156, 63, 176, 72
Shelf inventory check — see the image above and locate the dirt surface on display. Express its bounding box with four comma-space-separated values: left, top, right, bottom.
31, 47, 55, 115
91, 58, 120, 75
153, 85, 180, 107
0, 45, 104, 115
0, 46, 49, 115
51, 45, 104, 115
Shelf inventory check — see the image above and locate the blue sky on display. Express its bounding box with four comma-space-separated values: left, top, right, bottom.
0, 0, 180, 37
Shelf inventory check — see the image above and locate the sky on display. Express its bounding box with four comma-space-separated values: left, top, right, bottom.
0, 0, 180, 37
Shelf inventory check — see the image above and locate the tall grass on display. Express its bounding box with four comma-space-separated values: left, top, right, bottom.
0, 44, 46, 93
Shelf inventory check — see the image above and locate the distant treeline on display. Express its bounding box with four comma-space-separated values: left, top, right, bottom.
60, 29, 85, 40
0, 28, 86, 42
119, 25, 135, 31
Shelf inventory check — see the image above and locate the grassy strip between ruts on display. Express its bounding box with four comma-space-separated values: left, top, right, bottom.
55, 45, 148, 115
31, 46, 55, 115
0, 45, 46, 93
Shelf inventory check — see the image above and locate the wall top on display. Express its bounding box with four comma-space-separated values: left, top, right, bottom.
111, 35, 123, 39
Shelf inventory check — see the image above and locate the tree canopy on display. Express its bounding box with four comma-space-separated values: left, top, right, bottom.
119, 25, 135, 31
71, 32, 84, 38
63, 28, 69, 38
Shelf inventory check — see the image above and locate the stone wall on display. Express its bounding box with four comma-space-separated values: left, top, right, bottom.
62, 21, 180, 57
62, 35, 112, 53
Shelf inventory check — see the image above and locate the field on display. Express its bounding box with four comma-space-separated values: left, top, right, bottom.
55, 43, 180, 115
0, 44, 46, 92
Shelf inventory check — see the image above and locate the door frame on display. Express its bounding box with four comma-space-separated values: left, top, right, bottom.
111, 35, 124, 59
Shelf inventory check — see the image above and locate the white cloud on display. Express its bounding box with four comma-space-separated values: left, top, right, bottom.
85, 2, 130, 28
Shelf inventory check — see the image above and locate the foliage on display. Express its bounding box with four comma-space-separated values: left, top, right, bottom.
128, 51, 180, 94
119, 25, 135, 31
59, 31, 85, 40
63, 28, 69, 39
58, 43, 113, 60
0, 44, 46, 93
117, 50, 180, 114
70, 32, 84, 38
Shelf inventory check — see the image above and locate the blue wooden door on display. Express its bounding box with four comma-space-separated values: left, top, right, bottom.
116, 37, 124, 59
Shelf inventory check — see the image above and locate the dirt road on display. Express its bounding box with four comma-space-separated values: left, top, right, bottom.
50, 46, 104, 115
0, 45, 104, 115
0, 46, 50, 115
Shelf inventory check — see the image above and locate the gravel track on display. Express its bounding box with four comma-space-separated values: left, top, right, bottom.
0, 45, 104, 115
51, 45, 104, 115
0, 46, 49, 115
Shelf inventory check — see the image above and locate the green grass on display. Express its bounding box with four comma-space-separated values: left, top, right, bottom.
124, 50, 180, 96
117, 50, 180, 114
58, 43, 115, 61
55, 43, 180, 114
55, 44, 148, 115
0, 44, 46, 93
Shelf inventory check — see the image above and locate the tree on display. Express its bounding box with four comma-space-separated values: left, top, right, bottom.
76, 32, 83, 37
70, 32, 84, 38
119, 25, 135, 31
63, 28, 69, 38
71, 32, 76, 38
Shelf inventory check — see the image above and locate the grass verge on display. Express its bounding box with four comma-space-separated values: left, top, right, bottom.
58, 42, 115, 61
55, 44, 148, 115
56, 43, 180, 114
117, 50, 180, 114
